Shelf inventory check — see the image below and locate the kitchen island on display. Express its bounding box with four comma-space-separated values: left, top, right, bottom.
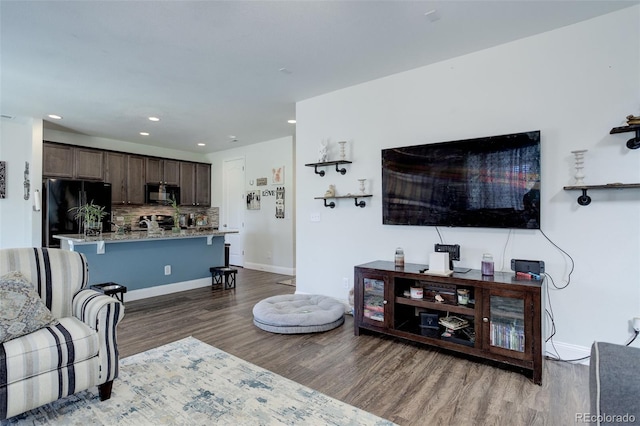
54, 229, 238, 301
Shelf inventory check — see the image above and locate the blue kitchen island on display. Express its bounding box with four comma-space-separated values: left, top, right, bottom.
55, 229, 238, 301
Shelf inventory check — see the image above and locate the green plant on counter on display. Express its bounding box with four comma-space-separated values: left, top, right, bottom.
68, 200, 108, 236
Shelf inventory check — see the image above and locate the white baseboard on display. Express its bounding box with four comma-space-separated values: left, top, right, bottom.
243, 262, 295, 276
545, 340, 591, 365
125, 278, 211, 302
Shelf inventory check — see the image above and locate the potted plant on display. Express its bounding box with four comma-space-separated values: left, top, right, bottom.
69, 200, 108, 237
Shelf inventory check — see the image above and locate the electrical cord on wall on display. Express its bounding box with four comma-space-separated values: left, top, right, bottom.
538, 228, 575, 289
435, 227, 444, 244
499, 228, 513, 272
545, 270, 639, 363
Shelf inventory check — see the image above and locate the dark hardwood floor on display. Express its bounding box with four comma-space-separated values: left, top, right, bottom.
117, 268, 589, 426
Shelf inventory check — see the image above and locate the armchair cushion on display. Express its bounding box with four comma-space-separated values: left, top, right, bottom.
1, 316, 98, 385
0, 271, 58, 343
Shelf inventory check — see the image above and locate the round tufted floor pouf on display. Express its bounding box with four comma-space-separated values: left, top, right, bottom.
252, 294, 345, 334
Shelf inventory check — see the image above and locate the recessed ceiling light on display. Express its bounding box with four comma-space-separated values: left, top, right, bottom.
48, 114, 62, 120
148, 116, 160, 122
287, 119, 296, 124
140, 132, 150, 136
197, 143, 206, 146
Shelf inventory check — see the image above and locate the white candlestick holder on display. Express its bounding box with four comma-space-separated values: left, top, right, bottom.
571, 149, 588, 185
338, 141, 347, 161
358, 178, 366, 194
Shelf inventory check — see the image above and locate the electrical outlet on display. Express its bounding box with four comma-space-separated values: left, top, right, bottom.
633, 317, 640, 332
164, 265, 171, 275
343, 277, 349, 289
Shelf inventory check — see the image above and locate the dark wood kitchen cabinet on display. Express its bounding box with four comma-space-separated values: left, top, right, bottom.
354, 261, 543, 384
179, 161, 211, 206
179, 162, 196, 206
145, 158, 179, 185
43, 142, 104, 180
195, 163, 211, 206
105, 152, 145, 205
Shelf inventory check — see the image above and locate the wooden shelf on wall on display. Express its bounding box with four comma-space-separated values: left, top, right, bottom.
610, 124, 640, 149
313, 194, 372, 208
563, 183, 640, 205
305, 160, 352, 176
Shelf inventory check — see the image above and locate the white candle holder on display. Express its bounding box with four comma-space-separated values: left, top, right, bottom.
358, 178, 366, 194
571, 149, 588, 185
338, 141, 347, 161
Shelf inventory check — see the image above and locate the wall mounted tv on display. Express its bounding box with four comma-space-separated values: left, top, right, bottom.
382, 130, 541, 229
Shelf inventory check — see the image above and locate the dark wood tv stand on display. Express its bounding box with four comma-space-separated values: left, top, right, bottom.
354, 260, 543, 384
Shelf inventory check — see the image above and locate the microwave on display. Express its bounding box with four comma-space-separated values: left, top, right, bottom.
145, 183, 180, 205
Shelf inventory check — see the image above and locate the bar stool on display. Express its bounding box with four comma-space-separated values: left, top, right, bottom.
210, 266, 238, 289
90, 282, 127, 303
210, 243, 237, 289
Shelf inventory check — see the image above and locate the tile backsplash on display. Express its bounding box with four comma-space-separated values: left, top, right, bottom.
111, 205, 219, 230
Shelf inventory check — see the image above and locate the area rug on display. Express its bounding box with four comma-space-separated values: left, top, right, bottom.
5, 336, 394, 425
277, 277, 296, 287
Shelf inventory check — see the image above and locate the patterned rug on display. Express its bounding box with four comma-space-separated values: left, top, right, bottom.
276, 277, 296, 287
5, 337, 394, 425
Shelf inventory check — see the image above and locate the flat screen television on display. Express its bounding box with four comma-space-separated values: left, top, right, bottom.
382, 130, 541, 229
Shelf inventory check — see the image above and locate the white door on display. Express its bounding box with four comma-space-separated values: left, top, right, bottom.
223, 157, 245, 266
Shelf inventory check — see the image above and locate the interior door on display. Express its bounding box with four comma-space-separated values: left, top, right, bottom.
223, 157, 245, 266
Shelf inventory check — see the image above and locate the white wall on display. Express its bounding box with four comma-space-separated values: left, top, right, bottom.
0, 117, 43, 248
295, 7, 640, 357
209, 136, 295, 275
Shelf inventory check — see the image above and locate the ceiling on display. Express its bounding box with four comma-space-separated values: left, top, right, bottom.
1, 1, 637, 153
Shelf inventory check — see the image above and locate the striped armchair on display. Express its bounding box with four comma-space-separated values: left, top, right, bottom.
0, 248, 124, 420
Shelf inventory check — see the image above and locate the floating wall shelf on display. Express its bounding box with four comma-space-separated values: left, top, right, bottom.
563, 183, 640, 205
610, 124, 640, 149
314, 194, 372, 208
305, 160, 352, 176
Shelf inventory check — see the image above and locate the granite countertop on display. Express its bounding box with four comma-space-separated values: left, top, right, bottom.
54, 228, 237, 244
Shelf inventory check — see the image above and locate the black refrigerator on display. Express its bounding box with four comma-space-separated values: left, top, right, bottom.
42, 179, 112, 248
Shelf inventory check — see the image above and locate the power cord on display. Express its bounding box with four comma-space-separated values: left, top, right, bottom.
546, 330, 639, 363
538, 228, 575, 289
435, 227, 444, 245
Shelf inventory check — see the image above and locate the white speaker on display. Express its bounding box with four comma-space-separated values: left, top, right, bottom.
429, 252, 450, 273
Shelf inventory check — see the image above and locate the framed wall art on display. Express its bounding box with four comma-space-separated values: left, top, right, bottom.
0, 161, 6, 199
272, 166, 284, 185
246, 190, 261, 210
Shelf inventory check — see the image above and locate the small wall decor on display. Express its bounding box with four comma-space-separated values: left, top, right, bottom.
246, 190, 261, 210
338, 140, 347, 160
0, 161, 6, 199
318, 139, 328, 162
23, 161, 30, 200
276, 187, 285, 218
272, 166, 284, 184
256, 177, 268, 186
571, 149, 588, 185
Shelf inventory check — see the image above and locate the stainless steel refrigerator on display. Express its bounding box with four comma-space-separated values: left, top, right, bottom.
42, 179, 112, 247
